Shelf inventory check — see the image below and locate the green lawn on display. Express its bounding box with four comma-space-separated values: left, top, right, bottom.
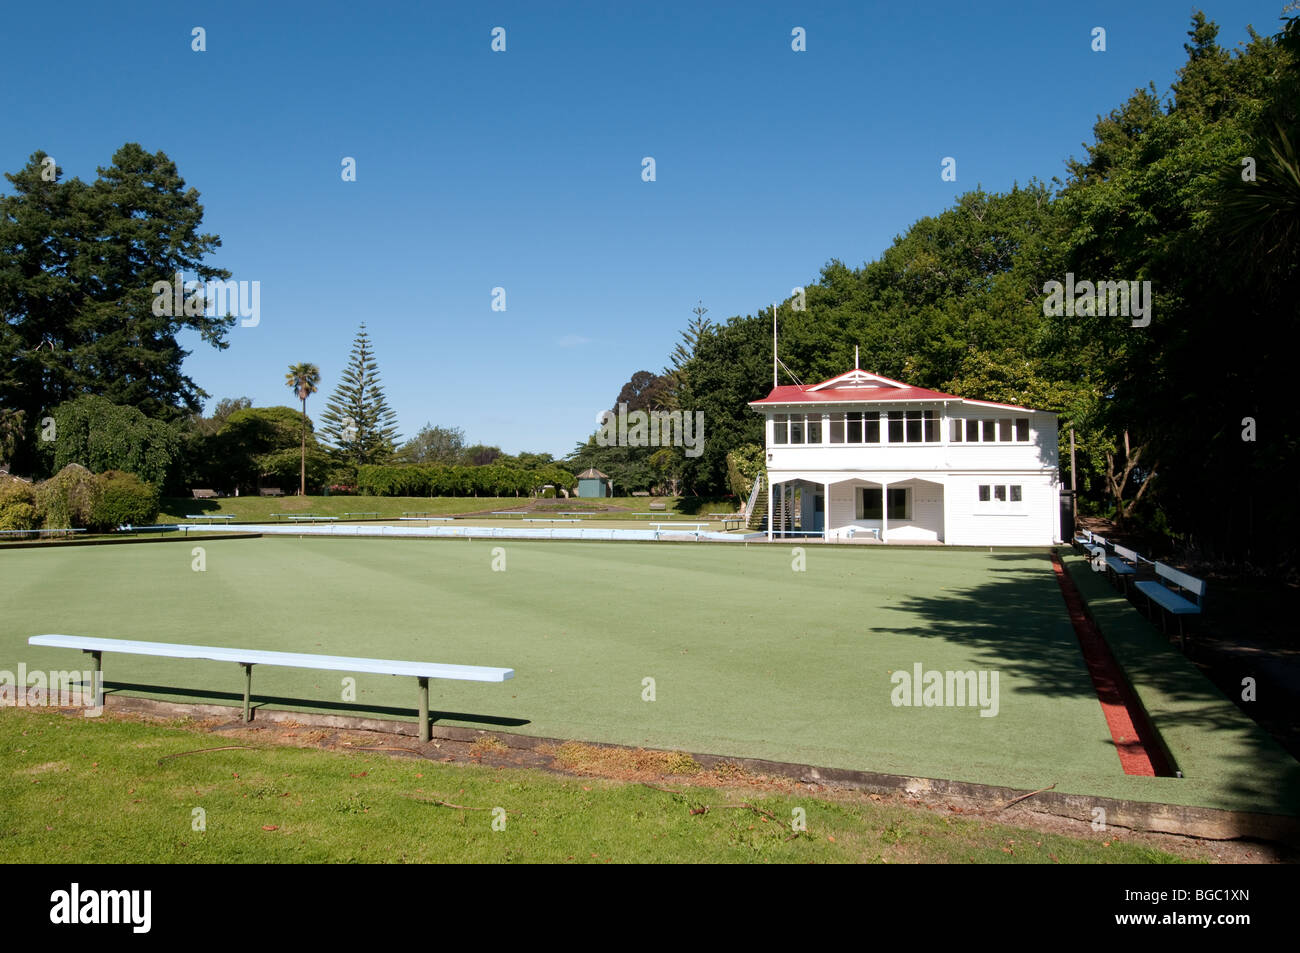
0, 708, 1188, 863
2, 537, 1296, 813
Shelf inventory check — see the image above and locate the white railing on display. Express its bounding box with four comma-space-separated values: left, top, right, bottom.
744, 472, 765, 520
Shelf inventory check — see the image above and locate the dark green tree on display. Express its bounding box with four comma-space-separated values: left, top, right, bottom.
317, 324, 400, 466
0, 144, 234, 474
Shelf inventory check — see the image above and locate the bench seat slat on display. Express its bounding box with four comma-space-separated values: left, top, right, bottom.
1104, 555, 1137, 574
1133, 582, 1201, 615
29, 635, 513, 682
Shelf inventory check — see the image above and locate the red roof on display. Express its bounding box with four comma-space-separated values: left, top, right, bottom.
750, 383, 962, 405
747, 369, 1046, 413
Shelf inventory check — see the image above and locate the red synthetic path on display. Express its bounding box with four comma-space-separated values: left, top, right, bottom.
1050, 552, 1172, 777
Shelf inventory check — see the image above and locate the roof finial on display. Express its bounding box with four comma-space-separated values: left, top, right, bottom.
855, 345, 859, 370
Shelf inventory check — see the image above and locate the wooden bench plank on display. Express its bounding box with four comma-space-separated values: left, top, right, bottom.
29, 635, 514, 682
1133, 581, 1201, 614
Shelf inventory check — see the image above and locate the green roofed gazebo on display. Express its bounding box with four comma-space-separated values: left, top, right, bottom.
576, 468, 612, 498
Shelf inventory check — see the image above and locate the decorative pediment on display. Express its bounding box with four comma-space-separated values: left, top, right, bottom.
807, 370, 907, 392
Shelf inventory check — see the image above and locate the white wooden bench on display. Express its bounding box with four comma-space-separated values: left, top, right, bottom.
1104, 544, 1141, 592
29, 635, 513, 742
1133, 563, 1206, 647
650, 522, 706, 539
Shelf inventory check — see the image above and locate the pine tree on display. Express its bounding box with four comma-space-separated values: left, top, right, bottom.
317, 324, 400, 465
662, 301, 713, 410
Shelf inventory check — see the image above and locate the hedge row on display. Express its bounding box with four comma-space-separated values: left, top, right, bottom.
356, 463, 575, 497
0, 465, 160, 532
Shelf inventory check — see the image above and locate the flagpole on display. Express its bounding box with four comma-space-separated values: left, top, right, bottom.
772, 304, 778, 389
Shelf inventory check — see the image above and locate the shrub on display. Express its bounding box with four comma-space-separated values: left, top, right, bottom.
0, 476, 39, 530
92, 470, 160, 529
35, 464, 103, 530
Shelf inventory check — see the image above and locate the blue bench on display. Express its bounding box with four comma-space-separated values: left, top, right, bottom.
651, 522, 706, 539
1104, 543, 1140, 592
1134, 562, 1206, 647
29, 634, 513, 743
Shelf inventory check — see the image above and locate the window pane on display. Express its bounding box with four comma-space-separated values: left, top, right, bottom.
994, 485, 1007, 501
829, 413, 845, 443
1015, 418, 1030, 442
1010, 485, 1022, 502
982, 420, 996, 442
789, 416, 804, 443
978, 485, 990, 502
773, 414, 787, 444
857, 488, 882, 520
865, 416, 880, 442
999, 418, 1013, 442
950, 419, 963, 442
887, 488, 909, 519
967, 419, 980, 442
924, 412, 937, 442
905, 411, 922, 443
806, 415, 822, 443
846, 412, 862, 442
888, 411, 904, 443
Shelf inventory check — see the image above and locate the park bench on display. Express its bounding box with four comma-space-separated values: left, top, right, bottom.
720, 517, 744, 531
184, 514, 235, 524
286, 515, 338, 522
651, 522, 706, 539
1104, 544, 1141, 592
845, 526, 881, 541
259, 488, 284, 497
1133, 563, 1206, 647
28, 634, 513, 743
191, 488, 218, 500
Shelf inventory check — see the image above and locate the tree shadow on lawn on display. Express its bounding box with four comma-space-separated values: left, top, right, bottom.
875, 552, 1300, 811
870, 554, 1096, 701
102, 682, 529, 729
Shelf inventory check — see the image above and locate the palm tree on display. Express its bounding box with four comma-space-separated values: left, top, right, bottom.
285, 363, 321, 496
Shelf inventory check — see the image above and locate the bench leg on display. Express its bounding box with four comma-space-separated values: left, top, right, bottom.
240, 663, 253, 722
84, 650, 103, 710
417, 677, 430, 743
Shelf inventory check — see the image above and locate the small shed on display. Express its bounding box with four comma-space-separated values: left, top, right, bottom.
576, 468, 612, 498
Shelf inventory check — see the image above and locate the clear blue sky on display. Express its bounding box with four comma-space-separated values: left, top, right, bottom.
1, 1, 1286, 456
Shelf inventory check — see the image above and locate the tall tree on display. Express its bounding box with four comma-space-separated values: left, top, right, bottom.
317, 324, 400, 466
662, 302, 713, 410
0, 144, 234, 474
285, 363, 321, 496
396, 424, 465, 464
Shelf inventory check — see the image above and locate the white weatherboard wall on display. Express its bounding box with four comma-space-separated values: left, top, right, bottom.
943, 473, 1061, 546
752, 369, 1064, 545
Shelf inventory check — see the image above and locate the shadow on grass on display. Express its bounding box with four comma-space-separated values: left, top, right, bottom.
103, 681, 529, 728
871, 549, 1300, 811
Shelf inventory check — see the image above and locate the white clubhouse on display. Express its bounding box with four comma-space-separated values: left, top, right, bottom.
749, 368, 1062, 545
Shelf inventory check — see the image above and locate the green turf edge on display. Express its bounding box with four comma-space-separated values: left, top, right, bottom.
0, 707, 1195, 864
1062, 553, 1300, 816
